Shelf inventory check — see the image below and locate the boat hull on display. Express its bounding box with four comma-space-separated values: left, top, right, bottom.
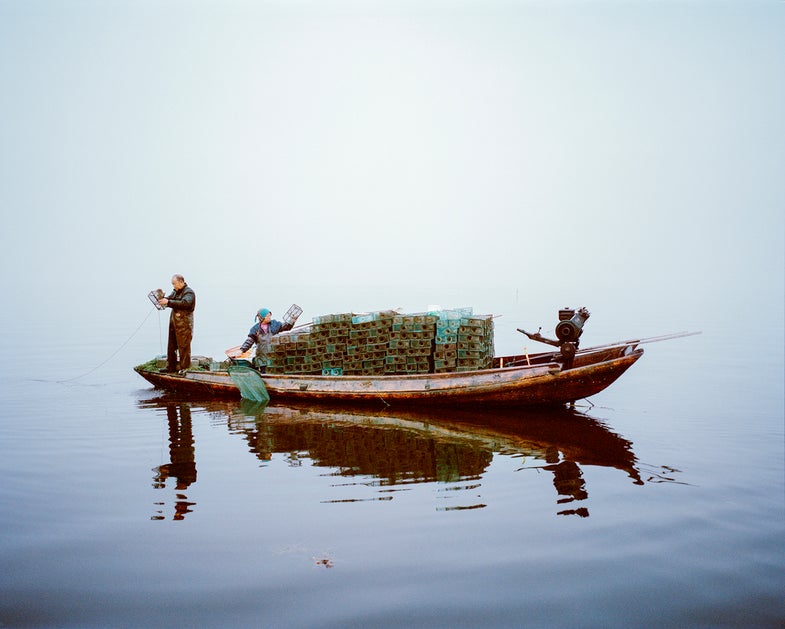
135, 344, 644, 408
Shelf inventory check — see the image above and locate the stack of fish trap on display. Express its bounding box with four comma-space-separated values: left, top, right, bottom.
267, 308, 494, 376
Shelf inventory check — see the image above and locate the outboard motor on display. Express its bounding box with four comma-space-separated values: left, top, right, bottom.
517, 306, 591, 369
555, 307, 591, 344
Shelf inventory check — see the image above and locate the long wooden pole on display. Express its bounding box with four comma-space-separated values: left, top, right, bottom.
580, 331, 701, 352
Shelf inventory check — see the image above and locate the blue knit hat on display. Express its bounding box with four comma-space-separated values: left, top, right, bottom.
256, 308, 271, 321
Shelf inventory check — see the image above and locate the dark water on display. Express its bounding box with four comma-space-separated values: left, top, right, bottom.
0, 306, 783, 628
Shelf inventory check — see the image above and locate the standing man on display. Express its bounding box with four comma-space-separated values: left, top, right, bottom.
158, 274, 196, 374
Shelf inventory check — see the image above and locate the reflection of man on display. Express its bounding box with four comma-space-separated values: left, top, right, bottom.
153, 403, 197, 520
158, 274, 196, 374
155, 404, 197, 489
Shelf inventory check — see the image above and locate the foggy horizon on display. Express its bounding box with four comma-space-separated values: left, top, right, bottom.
1, 1, 782, 356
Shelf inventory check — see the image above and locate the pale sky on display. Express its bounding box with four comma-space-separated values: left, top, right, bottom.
1, 1, 783, 350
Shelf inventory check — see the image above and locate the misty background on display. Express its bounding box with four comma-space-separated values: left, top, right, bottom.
1, 0, 782, 366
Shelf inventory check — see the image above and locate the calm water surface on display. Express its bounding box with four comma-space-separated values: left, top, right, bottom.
0, 308, 782, 628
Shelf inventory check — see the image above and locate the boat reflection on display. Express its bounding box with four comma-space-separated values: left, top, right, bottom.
139, 396, 676, 519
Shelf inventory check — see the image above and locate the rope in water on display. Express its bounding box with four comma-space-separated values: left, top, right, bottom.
57, 307, 159, 383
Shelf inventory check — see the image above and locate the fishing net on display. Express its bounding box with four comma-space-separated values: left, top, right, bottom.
227, 365, 270, 403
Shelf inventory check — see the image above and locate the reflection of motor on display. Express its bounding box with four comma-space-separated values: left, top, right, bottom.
555, 307, 591, 343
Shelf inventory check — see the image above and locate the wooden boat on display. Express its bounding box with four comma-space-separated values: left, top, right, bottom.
134, 340, 645, 408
